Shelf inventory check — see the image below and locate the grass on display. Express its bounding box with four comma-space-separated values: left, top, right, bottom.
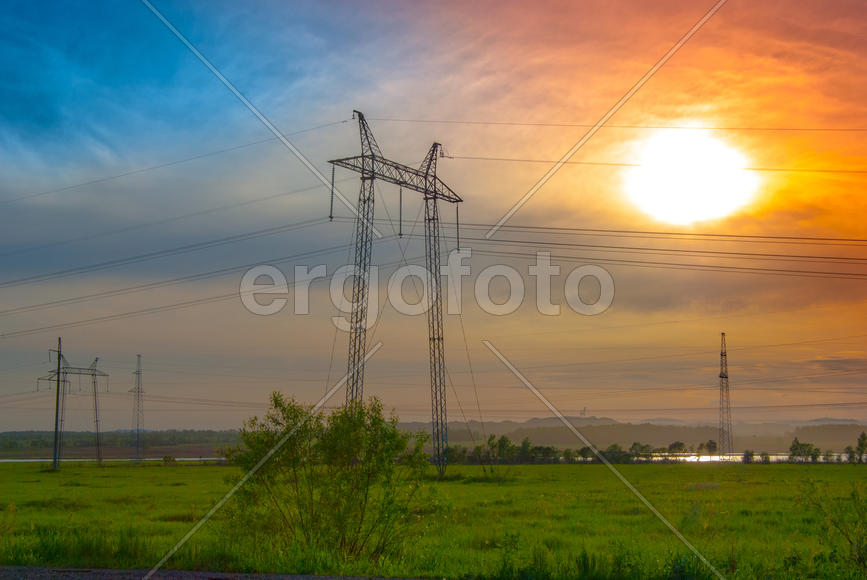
0, 461, 864, 578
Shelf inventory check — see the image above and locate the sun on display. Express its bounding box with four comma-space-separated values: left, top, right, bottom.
623, 130, 760, 225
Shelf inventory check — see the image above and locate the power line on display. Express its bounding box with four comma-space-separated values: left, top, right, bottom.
0, 218, 329, 289
472, 248, 867, 281
415, 234, 867, 265
371, 117, 867, 133
84, 356, 866, 393
446, 154, 867, 175
0, 242, 418, 339
0, 241, 359, 317
331, 401, 867, 414
333, 216, 867, 246
436, 333, 867, 377
0, 178, 355, 260
0, 119, 349, 206
89, 333, 866, 386
8, 367, 863, 411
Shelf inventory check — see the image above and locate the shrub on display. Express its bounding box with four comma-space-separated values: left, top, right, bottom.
801, 480, 867, 573
226, 393, 429, 562
0, 504, 15, 537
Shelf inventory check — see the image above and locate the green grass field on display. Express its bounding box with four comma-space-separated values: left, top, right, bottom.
1, 461, 864, 578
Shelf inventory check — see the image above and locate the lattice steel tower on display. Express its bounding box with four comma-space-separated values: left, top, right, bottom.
131, 354, 144, 461
330, 111, 462, 476
38, 339, 108, 469
718, 332, 733, 455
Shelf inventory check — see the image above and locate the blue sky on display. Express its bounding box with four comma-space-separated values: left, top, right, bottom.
0, 1, 425, 274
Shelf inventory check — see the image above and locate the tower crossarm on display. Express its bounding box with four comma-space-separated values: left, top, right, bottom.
329, 155, 462, 204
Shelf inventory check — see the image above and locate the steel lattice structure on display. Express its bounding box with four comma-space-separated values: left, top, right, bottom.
38, 339, 109, 469
131, 354, 144, 461
330, 111, 462, 476
718, 332, 734, 455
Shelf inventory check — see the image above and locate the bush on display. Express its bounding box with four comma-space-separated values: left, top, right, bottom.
226, 393, 429, 562
0, 504, 15, 537
742, 450, 754, 464
801, 480, 867, 573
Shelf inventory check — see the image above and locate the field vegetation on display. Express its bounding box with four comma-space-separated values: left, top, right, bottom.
2, 460, 865, 578
3, 398, 866, 578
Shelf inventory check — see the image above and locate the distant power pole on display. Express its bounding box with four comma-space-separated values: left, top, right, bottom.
718, 332, 734, 456
51, 337, 62, 471
131, 355, 144, 461
90, 358, 103, 466
39, 341, 108, 470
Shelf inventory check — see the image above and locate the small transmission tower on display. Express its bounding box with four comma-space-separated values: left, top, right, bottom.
718, 332, 733, 456
131, 355, 144, 461
37, 339, 109, 469
330, 111, 462, 476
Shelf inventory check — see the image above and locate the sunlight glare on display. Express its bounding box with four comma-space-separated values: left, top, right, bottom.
623, 130, 759, 225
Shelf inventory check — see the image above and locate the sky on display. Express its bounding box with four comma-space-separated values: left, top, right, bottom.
0, 0, 865, 432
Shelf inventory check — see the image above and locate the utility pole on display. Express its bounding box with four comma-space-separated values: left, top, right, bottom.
718, 332, 734, 457
330, 111, 462, 476
132, 354, 144, 461
90, 358, 103, 465
51, 337, 62, 471
421, 144, 448, 476
38, 343, 108, 469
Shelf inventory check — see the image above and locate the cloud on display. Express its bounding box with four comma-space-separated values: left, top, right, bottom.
2, 1, 866, 430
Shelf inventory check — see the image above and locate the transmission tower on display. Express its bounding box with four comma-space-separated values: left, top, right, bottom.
718, 332, 733, 456
37, 339, 109, 469
50, 337, 63, 471
330, 111, 462, 476
89, 357, 103, 465
131, 354, 144, 461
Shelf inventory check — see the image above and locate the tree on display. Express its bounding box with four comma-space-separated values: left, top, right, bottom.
789, 437, 815, 463
845, 445, 857, 464
518, 437, 533, 463
486, 434, 498, 463
497, 435, 513, 463
226, 394, 428, 561
446, 444, 467, 464
604, 443, 630, 463
705, 439, 718, 454
668, 441, 686, 453
823, 449, 835, 463
857, 432, 867, 464
578, 446, 593, 462
742, 450, 755, 464
628, 442, 651, 461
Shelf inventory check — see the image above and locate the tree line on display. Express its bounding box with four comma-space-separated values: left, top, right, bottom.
447, 432, 867, 465
777, 431, 867, 464
445, 435, 731, 465
0, 429, 240, 450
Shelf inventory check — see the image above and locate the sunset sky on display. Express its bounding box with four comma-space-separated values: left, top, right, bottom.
1, 0, 865, 432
